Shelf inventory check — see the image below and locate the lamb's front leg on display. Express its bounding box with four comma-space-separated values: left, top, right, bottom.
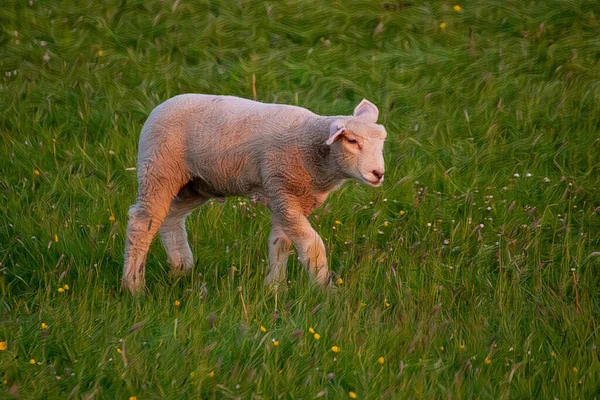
265, 217, 292, 286
271, 202, 330, 286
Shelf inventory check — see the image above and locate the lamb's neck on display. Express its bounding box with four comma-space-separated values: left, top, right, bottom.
302, 117, 346, 192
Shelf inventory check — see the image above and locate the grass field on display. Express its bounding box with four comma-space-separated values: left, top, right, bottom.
1, 0, 600, 398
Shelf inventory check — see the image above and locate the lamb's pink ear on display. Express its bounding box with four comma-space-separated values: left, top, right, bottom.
326, 122, 346, 145
353, 99, 379, 123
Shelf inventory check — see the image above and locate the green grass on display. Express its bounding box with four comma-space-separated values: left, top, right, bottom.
1, 0, 600, 398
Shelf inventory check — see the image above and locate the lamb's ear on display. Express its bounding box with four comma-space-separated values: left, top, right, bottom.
353, 99, 379, 123
326, 121, 346, 145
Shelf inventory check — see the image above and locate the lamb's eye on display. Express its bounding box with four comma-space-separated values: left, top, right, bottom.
346, 138, 359, 145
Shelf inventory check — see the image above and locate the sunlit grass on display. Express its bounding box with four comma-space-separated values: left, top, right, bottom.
1, 0, 599, 398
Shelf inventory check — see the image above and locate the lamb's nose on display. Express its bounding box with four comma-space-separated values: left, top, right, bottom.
372, 170, 384, 180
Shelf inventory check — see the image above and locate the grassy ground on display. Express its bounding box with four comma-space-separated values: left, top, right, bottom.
1, 0, 600, 398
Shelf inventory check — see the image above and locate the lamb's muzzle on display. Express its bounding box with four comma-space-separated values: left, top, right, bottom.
122, 94, 388, 293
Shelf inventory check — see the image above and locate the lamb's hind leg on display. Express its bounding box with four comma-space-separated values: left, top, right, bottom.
123, 163, 187, 293
123, 201, 171, 293
160, 193, 206, 276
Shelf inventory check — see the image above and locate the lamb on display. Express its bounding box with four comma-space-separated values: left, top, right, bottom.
122, 94, 387, 293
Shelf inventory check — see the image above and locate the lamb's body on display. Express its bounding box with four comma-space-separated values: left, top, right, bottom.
141, 94, 340, 202
123, 94, 386, 293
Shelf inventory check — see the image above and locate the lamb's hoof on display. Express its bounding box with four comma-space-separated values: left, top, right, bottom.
312, 271, 332, 289
121, 278, 145, 295
170, 264, 193, 277
265, 274, 287, 289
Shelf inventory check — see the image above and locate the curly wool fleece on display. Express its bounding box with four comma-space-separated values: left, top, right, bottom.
122, 94, 387, 293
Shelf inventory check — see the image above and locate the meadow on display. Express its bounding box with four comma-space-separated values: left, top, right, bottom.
1, 0, 600, 398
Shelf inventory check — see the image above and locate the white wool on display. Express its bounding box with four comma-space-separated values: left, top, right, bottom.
122, 94, 387, 293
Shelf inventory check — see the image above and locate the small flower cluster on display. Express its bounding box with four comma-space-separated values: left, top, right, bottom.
57, 284, 70, 293
440, 5, 462, 28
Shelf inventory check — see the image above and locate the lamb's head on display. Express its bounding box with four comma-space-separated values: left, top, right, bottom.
326, 99, 387, 187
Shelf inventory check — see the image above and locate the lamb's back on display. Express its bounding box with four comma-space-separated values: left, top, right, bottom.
151, 94, 313, 137
141, 94, 321, 198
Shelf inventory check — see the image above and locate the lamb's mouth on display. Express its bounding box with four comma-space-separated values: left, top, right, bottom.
360, 175, 383, 187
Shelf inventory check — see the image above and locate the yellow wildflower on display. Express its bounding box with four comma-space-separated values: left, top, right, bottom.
54, 234, 59, 242
190, 372, 196, 378
98, 50, 104, 56
0, 341, 7, 351
58, 287, 64, 293
573, 367, 578, 373
331, 345, 340, 353
273, 340, 279, 347
308, 327, 315, 334
493, 343, 497, 348
34, 169, 40, 176
383, 221, 389, 227
260, 326, 267, 333
459, 344, 465, 350
484, 356, 491, 365
116, 348, 121, 353
385, 302, 391, 308
63, 284, 69, 290
129, 397, 136, 400
208, 371, 215, 378
453, 5, 461, 11
336, 277, 343, 285
41, 322, 48, 330
440, 22, 447, 29
109, 215, 115, 222
378, 356, 385, 365
440, 346, 444, 351
551, 351, 556, 357
349, 391, 357, 399
313, 333, 321, 340
335, 220, 341, 225
399, 210, 405, 216
174, 300, 181, 307
29, 359, 36, 364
